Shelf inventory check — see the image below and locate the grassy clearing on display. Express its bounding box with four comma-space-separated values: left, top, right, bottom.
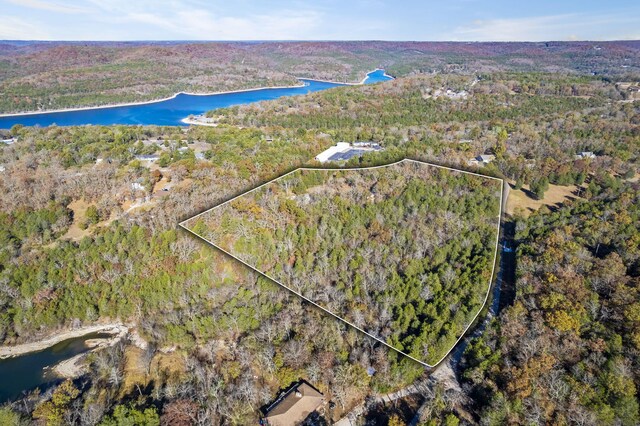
62, 199, 92, 241
506, 182, 583, 217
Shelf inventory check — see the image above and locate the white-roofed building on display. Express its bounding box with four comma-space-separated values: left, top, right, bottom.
315, 142, 351, 163
575, 151, 596, 160
315, 142, 384, 163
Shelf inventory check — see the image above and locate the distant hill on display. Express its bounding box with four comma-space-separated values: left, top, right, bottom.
0, 40, 638, 114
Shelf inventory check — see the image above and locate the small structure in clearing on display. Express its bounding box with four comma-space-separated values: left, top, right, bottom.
262, 381, 325, 426
575, 151, 596, 160
135, 154, 160, 164
468, 154, 495, 166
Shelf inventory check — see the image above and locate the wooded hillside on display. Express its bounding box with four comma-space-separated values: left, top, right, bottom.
0, 66, 637, 423
185, 161, 502, 365
1, 40, 639, 113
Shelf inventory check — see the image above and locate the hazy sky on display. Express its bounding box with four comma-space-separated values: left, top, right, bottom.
1, 0, 639, 41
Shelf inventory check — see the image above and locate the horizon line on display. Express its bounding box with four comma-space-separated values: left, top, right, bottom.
2, 39, 639, 43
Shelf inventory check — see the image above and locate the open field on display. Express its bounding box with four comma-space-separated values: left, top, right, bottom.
62, 199, 92, 241
505, 182, 583, 217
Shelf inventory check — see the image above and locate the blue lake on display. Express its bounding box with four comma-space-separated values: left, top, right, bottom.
0, 69, 392, 129
0, 332, 111, 402
362, 69, 393, 84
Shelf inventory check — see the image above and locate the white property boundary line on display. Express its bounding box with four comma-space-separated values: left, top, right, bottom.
179, 159, 504, 368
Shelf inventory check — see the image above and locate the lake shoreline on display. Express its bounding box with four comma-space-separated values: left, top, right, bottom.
0, 323, 127, 359
50, 332, 132, 378
307, 68, 395, 85
51, 353, 87, 378
181, 116, 219, 127
0, 70, 393, 119
180, 70, 395, 127
0, 83, 307, 118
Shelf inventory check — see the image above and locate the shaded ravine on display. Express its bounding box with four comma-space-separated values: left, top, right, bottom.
330, 219, 517, 425
449, 220, 516, 370
406, 220, 516, 425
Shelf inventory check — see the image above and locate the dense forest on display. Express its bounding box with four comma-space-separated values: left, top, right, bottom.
185, 161, 501, 365
462, 179, 639, 425
1, 40, 639, 113
0, 124, 430, 424
0, 62, 638, 424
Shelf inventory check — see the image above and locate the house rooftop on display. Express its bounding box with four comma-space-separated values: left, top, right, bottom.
468, 154, 496, 166
327, 148, 372, 161
263, 381, 325, 426
477, 154, 495, 162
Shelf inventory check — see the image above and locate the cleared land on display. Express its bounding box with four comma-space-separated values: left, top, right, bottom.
182, 160, 502, 366
506, 182, 583, 217
62, 199, 92, 240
